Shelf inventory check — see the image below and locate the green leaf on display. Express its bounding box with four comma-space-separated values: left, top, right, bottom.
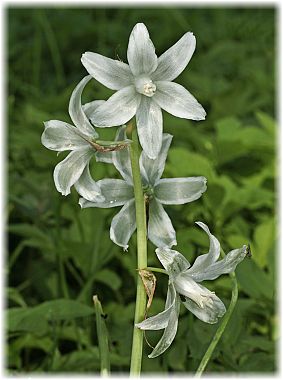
10, 333, 53, 353
256, 111, 275, 136
215, 117, 242, 140
226, 234, 248, 249
7, 299, 95, 334
236, 260, 273, 300
237, 336, 274, 353
93, 295, 110, 376
253, 219, 275, 268
214, 140, 247, 166
95, 269, 122, 291
52, 348, 129, 371
7, 287, 27, 307
8, 224, 54, 251
52, 348, 100, 371
167, 148, 216, 182
239, 352, 275, 372
8, 307, 48, 335
35, 299, 95, 320
203, 183, 226, 213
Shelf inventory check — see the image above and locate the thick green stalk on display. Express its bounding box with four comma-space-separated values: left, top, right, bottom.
128, 120, 148, 376
195, 268, 238, 376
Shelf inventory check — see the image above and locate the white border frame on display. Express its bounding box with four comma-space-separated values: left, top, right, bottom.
1, 1, 281, 379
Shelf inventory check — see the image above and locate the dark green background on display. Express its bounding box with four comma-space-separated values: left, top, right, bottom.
8, 7, 277, 374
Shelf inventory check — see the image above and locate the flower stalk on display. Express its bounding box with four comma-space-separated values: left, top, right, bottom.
195, 250, 239, 377
128, 119, 148, 376
145, 267, 168, 275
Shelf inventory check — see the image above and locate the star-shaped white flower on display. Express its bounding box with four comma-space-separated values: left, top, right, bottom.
81, 23, 206, 160
78, 127, 207, 250
41, 75, 112, 200
136, 222, 248, 358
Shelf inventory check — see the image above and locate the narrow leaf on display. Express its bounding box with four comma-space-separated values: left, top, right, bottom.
93, 295, 111, 376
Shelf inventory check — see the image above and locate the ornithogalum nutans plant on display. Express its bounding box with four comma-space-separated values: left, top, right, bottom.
42, 23, 248, 376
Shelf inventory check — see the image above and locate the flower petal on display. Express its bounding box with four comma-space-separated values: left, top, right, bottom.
90, 86, 141, 127
136, 283, 177, 330
74, 166, 104, 202
148, 198, 176, 248
82, 179, 134, 208
188, 222, 221, 274
127, 23, 157, 76
139, 133, 172, 186
41, 120, 89, 152
175, 272, 212, 306
54, 148, 94, 196
98, 179, 134, 207
83, 100, 105, 119
136, 96, 163, 160
68, 75, 98, 137
155, 247, 191, 277
154, 81, 206, 120
112, 126, 133, 185
190, 245, 248, 282
148, 286, 180, 358
182, 284, 226, 324
81, 52, 134, 90
152, 32, 196, 82
154, 177, 207, 205
79, 178, 133, 209
110, 199, 136, 251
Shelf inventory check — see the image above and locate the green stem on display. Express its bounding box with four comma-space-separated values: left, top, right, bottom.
195, 251, 238, 376
93, 295, 110, 376
146, 267, 168, 275
128, 120, 148, 376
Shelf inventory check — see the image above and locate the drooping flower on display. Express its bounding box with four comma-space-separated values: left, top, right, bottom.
78, 127, 207, 250
81, 23, 206, 160
41, 75, 113, 200
136, 222, 248, 358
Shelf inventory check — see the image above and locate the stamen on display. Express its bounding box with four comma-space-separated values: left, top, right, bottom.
143, 185, 154, 200
143, 81, 156, 97
175, 274, 216, 308
196, 291, 215, 309
135, 76, 156, 97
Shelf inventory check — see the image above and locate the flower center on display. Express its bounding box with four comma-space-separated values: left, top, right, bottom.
174, 274, 216, 309
135, 76, 156, 97
193, 292, 215, 309
143, 185, 154, 201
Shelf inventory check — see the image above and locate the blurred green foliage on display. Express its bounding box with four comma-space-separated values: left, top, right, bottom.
7, 6, 277, 374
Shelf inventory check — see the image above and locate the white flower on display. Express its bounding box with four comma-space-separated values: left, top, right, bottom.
78, 127, 207, 250
136, 222, 248, 358
81, 23, 206, 160
41, 75, 112, 199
